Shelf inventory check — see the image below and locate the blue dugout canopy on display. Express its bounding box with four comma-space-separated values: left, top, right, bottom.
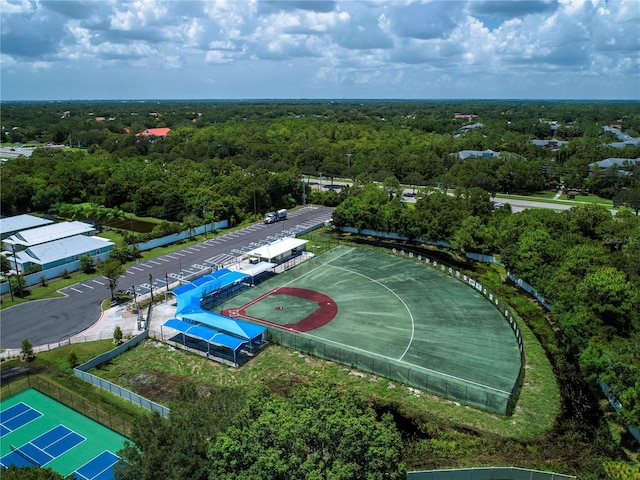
163, 318, 247, 351
181, 310, 266, 341
173, 268, 250, 315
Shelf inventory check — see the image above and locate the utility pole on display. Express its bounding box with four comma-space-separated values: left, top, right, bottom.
302, 181, 306, 205
203, 205, 207, 238
132, 285, 141, 330
132, 285, 138, 308
149, 273, 153, 302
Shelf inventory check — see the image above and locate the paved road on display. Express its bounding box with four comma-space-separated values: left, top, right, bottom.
0, 206, 334, 349
312, 179, 619, 214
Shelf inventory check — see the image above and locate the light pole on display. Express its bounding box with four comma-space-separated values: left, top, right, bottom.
10, 244, 23, 298
132, 285, 139, 311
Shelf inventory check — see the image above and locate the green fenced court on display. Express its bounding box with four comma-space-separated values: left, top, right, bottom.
1, 388, 127, 479
219, 246, 523, 413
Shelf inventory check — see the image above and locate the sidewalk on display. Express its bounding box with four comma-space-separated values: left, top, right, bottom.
74, 299, 177, 341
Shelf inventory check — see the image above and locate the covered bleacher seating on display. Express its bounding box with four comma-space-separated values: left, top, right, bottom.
163, 268, 267, 366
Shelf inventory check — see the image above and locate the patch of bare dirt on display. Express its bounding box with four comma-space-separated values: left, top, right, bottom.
121, 370, 195, 404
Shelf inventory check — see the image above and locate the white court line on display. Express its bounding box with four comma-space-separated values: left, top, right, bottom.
275, 247, 510, 395
329, 265, 414, 362
299, 321, 510, 395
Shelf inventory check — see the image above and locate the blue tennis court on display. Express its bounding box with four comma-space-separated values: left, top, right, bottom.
0, 402, 43, 437
0, 424, 85, 468
73, 451, 120, 480
1, 389, 127, 479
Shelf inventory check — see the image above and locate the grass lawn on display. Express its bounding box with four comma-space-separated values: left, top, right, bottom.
95, 307, 558, 440
497, 191, 613, 207
0, 321, 562, 471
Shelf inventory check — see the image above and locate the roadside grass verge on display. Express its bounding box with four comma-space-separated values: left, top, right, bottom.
1, 272, 97, 309
496, 191, 613, 207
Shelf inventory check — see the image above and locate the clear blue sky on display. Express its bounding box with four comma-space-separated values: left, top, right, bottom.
1, 0, 638, 101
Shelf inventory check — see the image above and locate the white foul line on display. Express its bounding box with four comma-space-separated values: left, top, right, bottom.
328, 264, 415, 362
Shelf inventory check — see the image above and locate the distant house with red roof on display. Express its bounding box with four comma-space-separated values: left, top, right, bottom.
136, 127, 171, 137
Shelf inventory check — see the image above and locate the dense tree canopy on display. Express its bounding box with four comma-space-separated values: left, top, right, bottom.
116, 384, 247, 480
115, 382, 404, 480
331, 186, 640, 430
209, 383, 405, 480
2, 100, 638, 219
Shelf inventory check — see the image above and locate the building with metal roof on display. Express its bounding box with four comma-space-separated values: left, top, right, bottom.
246, 237, 308, 264
2, 221, 96, 251
0, 214, 54, 241
12, 235, 114, 272
136, 127, 171, 137
164, 267, 267, 366
531, 138, 569, 148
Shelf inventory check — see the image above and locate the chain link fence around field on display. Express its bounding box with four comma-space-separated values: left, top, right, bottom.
269, 328, 512, 413
1, 374, 133, 438
294, 232, 526, 415
407, 467, 576, 480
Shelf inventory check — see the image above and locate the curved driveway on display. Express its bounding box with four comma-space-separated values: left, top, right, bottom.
0, 206, 334, 349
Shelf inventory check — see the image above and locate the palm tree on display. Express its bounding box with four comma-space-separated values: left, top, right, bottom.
105, 208, 126, 228
57, 202, 75, 219
181, 214, 200, 239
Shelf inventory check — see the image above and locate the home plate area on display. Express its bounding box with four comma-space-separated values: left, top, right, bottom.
222, 287, 337, 333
